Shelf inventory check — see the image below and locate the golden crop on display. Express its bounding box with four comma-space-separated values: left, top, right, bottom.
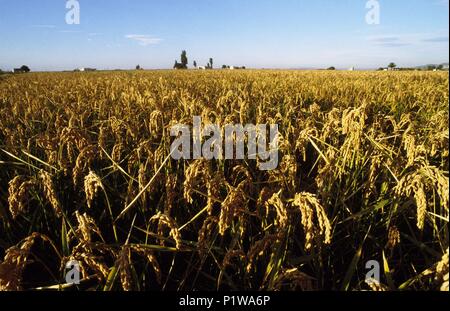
0, 70, 448, 291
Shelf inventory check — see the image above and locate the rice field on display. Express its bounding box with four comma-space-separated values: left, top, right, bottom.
0, 70, 448, 291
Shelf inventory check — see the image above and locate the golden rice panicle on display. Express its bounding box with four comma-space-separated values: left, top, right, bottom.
292, 192, 332, 250
206, 171, 226, 215
295, 127, 318, 162
393, 168, 446, 230
365, 279, 389, 291
422, 165, 449, 215
0, 233, 41, 291
321, 108, 341, 143
183, 160, 210, 204
197, 216, 218, 257
116, 245, 132, 291
265, 190, 288, 228
72, 145, 97, 186
294, 197, 314, 251
97, 124, 109, 156
137, 162, 149, 206
164, 173, 177, 215
67, 212, 109, 280
60, 127, 90, 157
414, 185, 427, 230
435, 248, 449, 291
8, 176, 36, 219
150, 212, 182, 250
367, 155, 382, 196
109, 117, 126, 144
219, 182, 248, 236
403, 132, 418, 166
268, 154, 297, 190
341, 104, 367, 152
111, 142, 124, 164
149, 110, 163, 133
75, 211, 102, 243
386, 226, 401, 251
257, 186, 277, 219
84, 170, 104, 209
69, 251, 110, 280
7, 176, 26, 219
394, 172, 424, 229
39, 170, 62, 217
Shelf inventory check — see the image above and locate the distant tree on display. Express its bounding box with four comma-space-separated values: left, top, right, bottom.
437, 64, 444, 70
173, 51, 188, 69
388, 62, 396, 70
377, 67, 385, 71
193, 60, 197, 68
136, 65, 141, 70
327, 66, 336, 70
427, 65, 437, 71
20, 65, 31, 72
222, 65, 227, 69
209, 58, 213, 69
181, 50, 188, 68
174, 60, 187, 70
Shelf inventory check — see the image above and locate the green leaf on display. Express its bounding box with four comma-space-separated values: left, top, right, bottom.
103, 266, 118, 291
341, 227, 371, 291
382, 251, 396, 290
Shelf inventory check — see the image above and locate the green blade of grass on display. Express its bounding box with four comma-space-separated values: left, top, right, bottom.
382, 251, 396, 290
341, 226, 371, 291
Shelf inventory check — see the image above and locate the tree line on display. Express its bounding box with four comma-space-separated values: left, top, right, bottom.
173, 51, 245, 70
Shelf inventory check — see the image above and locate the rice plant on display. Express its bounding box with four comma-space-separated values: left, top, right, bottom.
0, 70, 448, 291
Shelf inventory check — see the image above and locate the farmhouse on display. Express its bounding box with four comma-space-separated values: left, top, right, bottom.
74, 67, 97, 72
228, 66, 246, 70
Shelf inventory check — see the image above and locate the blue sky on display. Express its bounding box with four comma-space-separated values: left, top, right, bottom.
0, 0, 448, 71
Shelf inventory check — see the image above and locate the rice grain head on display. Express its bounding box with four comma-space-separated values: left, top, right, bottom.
435, 248, 449, 291
84, 171, 104, 209
292, 192, 332, 250
150, 212, 182, 250
219, 182, 249, 236
0, 233, 41, 291
39, 170, 63, 217
8, 176, 36, 219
